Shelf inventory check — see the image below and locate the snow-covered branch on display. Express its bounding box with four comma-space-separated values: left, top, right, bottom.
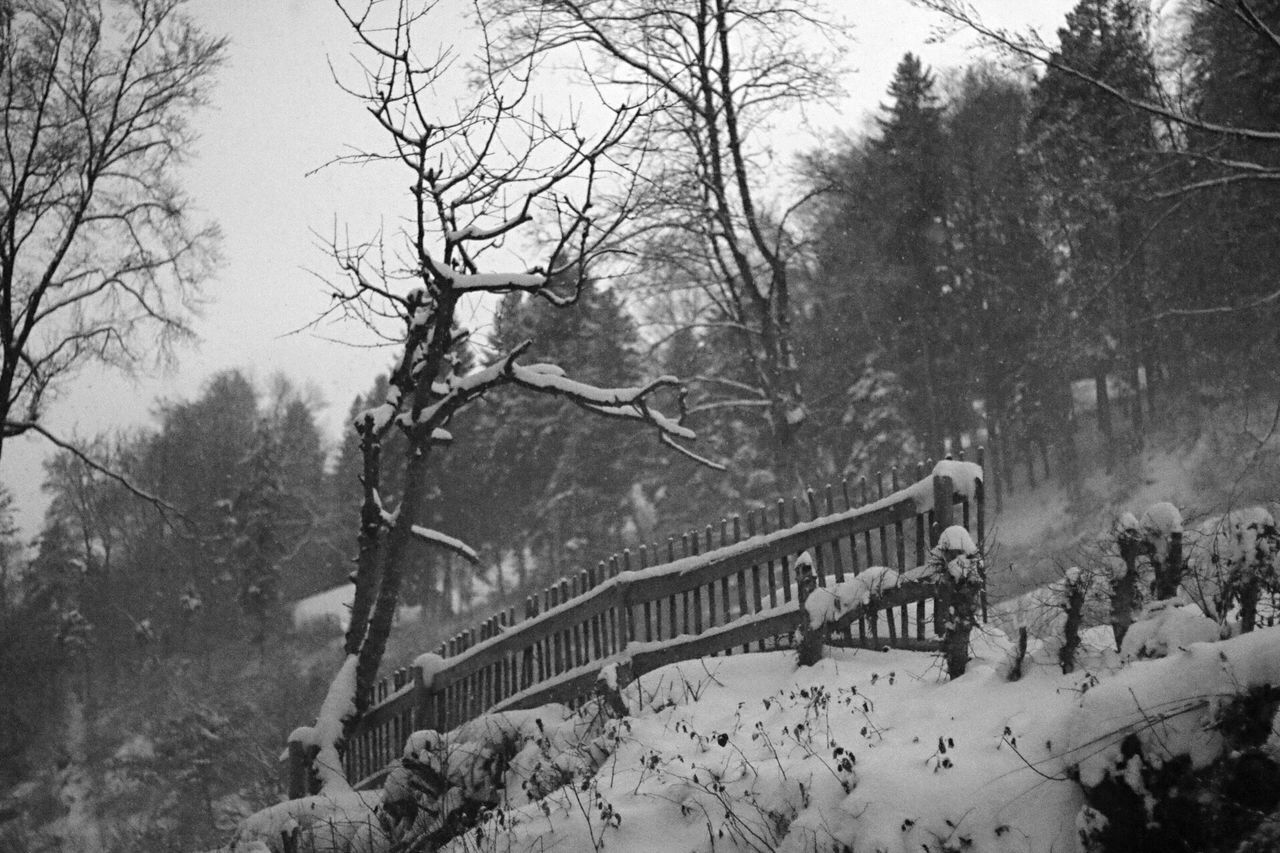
410, 525, 480, 564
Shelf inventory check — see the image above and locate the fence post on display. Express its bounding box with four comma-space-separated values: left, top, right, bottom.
284, 738, 311, 800
931, 474, 953, 637
796, 556, 823, 666
974, 449, 988, 623
412, 664, 438, 734
931, 473, 954, 541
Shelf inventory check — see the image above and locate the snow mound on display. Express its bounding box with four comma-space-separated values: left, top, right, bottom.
1119, 600, 1219, 661
290, 655, 359, 795
805, 566, 900, 628
1140, 501, 1183, 560
933, 525, 982, 581
1115, 511, 1141, 534
412, 653, 446, 688
1067, 626, 1280, 788
937, 524, 977, 554
233, 791, 387, 853
932, 458, 984, 499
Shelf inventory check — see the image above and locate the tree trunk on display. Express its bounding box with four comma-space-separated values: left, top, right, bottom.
516, 546, 528, 588
1239, 577, 1261, 634
1130, 363, 1144, 448
442, 553, 454, 617
988, 415, 1004, 511
354, 443, 435, 712
922, 336, 942, 461
1095, 371, 1114, 473
1111, 540, 1141, 648
344, 421, 383, 657
1151, 531, 1184, 601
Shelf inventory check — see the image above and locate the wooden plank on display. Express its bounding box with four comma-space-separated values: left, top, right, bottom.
827, 633, 941, 654
692, 531, 704, 635
745, 512, 763, 651
915, 513, 927, 640
490, 665, 605, 716
826, 484, 846, 582
621, 550, 635, 650
631, 609, 800, 678
559, 578, 574, 668
778, 500, 793, 603
762, 507, 778, 612
719, 520, 732, 634
639, 545, 653, 643
608, 555, 622, 653
893, 472, 908, 639
666, 537, 677, 642
354, 685, 416, 738
587, 565, 603, 661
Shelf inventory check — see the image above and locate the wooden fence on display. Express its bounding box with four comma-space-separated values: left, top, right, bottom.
299, 454, 984, 794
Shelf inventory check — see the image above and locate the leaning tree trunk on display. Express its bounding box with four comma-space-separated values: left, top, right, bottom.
354, 445, 435, 713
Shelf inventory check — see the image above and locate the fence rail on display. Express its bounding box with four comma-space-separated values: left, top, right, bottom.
294, 454, 984, 794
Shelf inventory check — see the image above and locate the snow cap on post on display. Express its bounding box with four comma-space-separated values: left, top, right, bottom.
1115, 511, 1141, 535
937, 525, 977, 555
1140, 502, 1183, 560
413, 652, 447, 690
931, 459, 984, 501
934, 525, 981, 582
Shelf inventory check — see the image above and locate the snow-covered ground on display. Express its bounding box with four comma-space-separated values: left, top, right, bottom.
219, 415, 1280, 853
231, 615, 1280, 853
987, 434, 1209, 598
293, 584, 427, 632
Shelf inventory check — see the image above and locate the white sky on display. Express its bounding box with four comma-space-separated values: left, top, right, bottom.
0, 0, 1075, 539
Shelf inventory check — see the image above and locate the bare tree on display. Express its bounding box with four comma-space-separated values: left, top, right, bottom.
490, 0, 846, 482
318, 0, 718, 748
0, 0, 225, 465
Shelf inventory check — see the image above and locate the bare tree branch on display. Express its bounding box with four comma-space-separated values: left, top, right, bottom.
18, 421, 187, 524
0, 0, 225, 466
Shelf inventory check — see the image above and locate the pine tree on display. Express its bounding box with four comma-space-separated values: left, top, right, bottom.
864, 54, 962, 456
473, 283, 652, 584
945, 66, 1062, 499
1158, 0, 1280, 392
1030, 0, 1160, 467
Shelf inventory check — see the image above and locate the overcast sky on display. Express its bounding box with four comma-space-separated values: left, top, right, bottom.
0, 0, 1075, 539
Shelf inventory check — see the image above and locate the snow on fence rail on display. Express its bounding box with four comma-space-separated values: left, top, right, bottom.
290, 454, 985, 795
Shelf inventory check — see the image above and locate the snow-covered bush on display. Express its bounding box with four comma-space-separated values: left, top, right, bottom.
1141, 501, 1185, 599
1183, 506, 1280, 633
377, 702, 619, 849
1118, 599, 1218, 661
1057, 566, 1091, 673
803, 564, 902, 630
928, 525, 984, 679
1108, 511, 1146, 649
1067, 628, 1280, 853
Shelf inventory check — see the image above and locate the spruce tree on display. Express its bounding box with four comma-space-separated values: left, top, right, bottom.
865, 54, 961, 456
1030, 0, 1160, 467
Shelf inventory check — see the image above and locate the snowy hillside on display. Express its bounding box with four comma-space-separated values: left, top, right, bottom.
986, 418, 1280, 600
230, 618, 1280, 853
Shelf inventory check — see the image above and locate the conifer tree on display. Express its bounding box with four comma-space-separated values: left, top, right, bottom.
1030, 0, 1160, 467
945, 67, 1061, 498
864, 54, 961, 455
